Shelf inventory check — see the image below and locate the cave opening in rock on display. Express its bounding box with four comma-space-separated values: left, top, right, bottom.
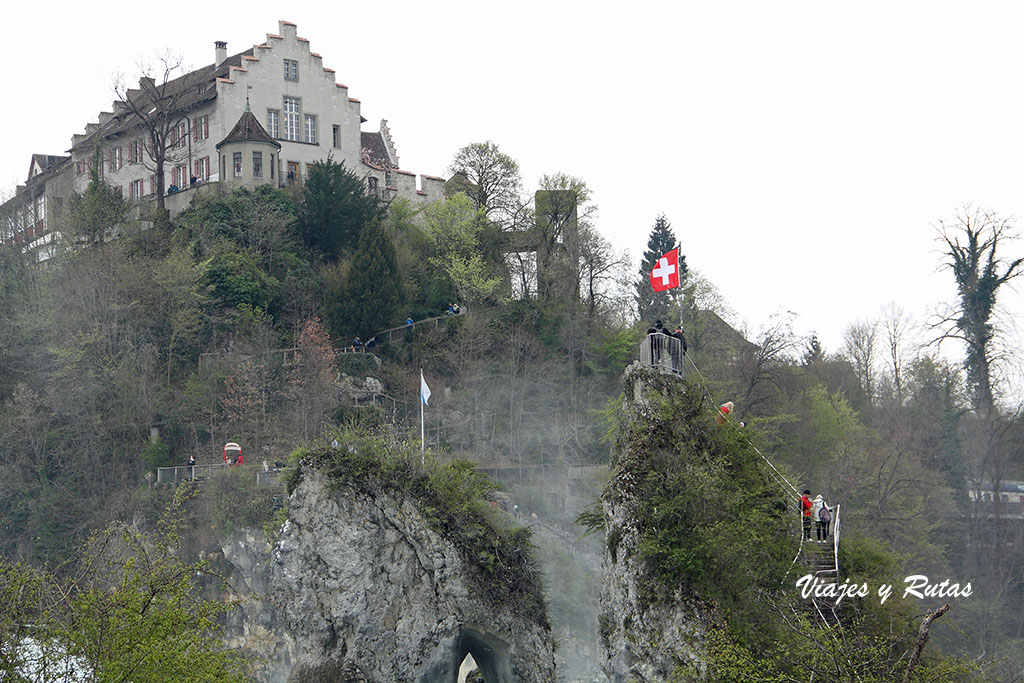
452, 628, 513, 683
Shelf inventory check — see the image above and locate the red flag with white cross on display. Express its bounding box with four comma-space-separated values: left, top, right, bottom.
649, 248, 681, 292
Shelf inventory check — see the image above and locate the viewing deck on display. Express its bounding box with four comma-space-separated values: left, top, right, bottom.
639, 333, 686, 376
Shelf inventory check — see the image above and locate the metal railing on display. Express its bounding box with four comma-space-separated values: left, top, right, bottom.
831, 503, 841, 581
370, 310, 468, 345
156, 463, 291, 488
639, 333, 686, 375
156, 463, 232, 484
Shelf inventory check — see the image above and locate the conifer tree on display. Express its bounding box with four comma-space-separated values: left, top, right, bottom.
635, 214, 685, 323
299, 156, 382, 261
330, 219, 406, 338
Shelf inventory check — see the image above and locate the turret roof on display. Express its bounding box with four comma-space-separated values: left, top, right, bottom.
216, 110, 281, 150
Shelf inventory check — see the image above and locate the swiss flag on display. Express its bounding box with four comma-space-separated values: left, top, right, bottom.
649, 248, 681, 292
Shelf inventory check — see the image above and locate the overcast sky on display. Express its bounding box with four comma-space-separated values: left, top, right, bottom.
4, 2, 1023, 386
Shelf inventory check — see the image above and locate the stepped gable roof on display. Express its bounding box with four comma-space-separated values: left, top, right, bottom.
216, 109, 281, 149
360, 131, 392, 168
71, 48, 255, 151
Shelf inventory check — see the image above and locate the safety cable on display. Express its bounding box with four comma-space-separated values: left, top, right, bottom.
675, 349, 811, 583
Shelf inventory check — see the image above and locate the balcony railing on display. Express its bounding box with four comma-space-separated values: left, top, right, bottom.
639, 333, 686, 375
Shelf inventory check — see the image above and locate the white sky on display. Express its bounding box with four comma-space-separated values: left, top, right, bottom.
4, 2, 1023, 377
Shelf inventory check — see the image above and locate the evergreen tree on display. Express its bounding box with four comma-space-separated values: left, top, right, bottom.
299, 156, 382, 261
67, 152, 129, 245
328, 219, 406, 338
636, 214, 685, 323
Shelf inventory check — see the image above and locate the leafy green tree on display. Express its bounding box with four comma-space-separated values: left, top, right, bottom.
636, 214, 685, 323
0, 491, 247, 682
299, 156, 382, 261
423, 194, 504, 305
67, 155, 129, 245
204, 250, 281, 311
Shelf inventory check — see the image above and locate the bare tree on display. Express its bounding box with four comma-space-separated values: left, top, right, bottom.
842, 319, 877, 403
738, 313, 799, 416
932, 206, 1023, 414
446, 141, 522, 225
114, 53, 208, 225
880, 302, 916, 403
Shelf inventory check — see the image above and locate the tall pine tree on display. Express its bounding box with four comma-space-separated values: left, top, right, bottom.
636, 214, 686, 323
329, 219, 406, 338
299, 155, 382, 261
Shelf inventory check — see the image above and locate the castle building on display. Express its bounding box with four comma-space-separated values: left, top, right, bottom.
1, 20, 446, 259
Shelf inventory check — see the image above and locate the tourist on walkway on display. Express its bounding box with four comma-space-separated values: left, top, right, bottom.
816, 495, 833, 542
800, 490, 813, 541
405, 316, 414, 327
188, 454, 196, 480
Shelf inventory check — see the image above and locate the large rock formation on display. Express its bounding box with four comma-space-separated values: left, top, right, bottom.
271, 462, 556, 682
599, 364, 719, 682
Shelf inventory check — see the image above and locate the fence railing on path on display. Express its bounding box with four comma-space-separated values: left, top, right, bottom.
157, 463, 231, 485
639, 333, 685, 376
370, 310, 468, 345
156, 463, 290, 487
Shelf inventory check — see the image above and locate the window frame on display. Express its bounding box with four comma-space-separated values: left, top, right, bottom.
284, 59, 299, 81
267, 109, 280, 139
305, 114, 318, 145
283, 97, 300, 142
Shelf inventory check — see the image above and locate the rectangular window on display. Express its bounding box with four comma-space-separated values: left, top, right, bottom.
287, 161, 299, 185
305, 115, 317, 144
233, 152, 243, 177
283, 97, 300, 141
270, 154, 275, 179
114, 147, 122, 170
77, 160, 85, 176
129, 179, 144, 200
192, 115, 209, 142
129, 140, 140, 164
178, 121, 188, 148
267, 109, 279, 138
284, 59, 298, 81
193, 156, 210, 181
253, 151, 263, 178
332, 124, 340, 148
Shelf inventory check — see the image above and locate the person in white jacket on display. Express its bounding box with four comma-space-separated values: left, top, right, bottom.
812, 494, 832, 542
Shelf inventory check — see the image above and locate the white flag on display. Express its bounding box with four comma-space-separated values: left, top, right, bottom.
420, 370, 431, 406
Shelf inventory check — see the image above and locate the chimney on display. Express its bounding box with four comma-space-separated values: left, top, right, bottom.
215, 41, 227, 66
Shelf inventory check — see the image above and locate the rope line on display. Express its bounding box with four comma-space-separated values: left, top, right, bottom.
674, 349, 808, 583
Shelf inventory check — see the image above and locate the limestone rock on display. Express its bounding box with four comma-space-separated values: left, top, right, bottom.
271, 465, 556, 682
599, 364, 716, 682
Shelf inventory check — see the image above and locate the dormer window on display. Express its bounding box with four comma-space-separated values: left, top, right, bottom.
284, 59, 298, 81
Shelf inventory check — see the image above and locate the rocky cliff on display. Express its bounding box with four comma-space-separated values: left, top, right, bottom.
598, 363, 793, 681
269, 451, 556, 682
599, 364, 718, 681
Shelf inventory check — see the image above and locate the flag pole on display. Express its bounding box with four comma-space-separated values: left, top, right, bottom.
420, 370, 425, 467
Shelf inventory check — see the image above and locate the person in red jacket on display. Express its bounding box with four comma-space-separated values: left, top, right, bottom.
799, 490, 813, 541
